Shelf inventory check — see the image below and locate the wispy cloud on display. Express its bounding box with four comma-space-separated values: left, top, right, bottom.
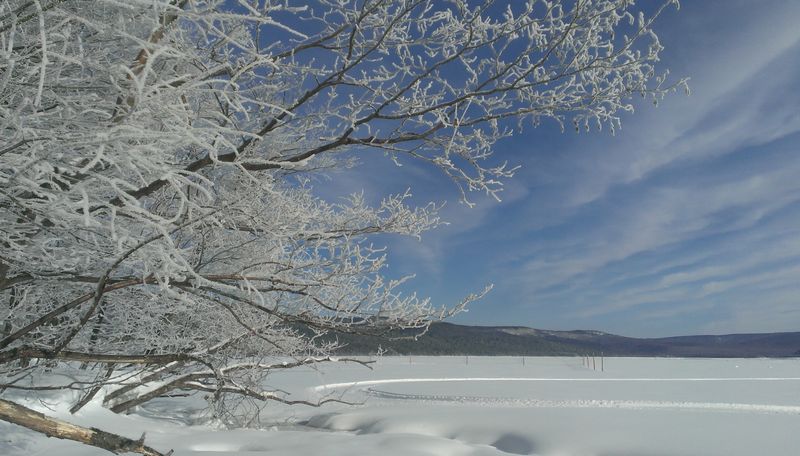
473, 1, 800, 336
319, 1, 800, 337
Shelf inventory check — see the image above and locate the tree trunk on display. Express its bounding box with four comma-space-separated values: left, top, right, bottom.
0, 399, 172, 456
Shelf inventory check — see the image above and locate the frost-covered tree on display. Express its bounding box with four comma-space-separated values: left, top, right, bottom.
0, 0, 684, 452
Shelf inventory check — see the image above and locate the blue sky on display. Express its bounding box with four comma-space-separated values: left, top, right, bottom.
323, 0, 800, 337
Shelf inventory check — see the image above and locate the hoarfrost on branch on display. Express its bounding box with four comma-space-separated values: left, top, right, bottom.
0, 0, 684, 423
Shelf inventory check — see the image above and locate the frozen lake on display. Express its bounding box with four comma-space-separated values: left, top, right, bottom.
3, 356, 799, 455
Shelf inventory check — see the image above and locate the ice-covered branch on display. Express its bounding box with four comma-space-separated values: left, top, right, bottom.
1, 0, 682, 433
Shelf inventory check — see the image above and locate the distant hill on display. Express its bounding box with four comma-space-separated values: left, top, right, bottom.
325, 322, 800, 358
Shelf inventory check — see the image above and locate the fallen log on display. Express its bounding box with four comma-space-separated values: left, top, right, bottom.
0, 399, 172, 456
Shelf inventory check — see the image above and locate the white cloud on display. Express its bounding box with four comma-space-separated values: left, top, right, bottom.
539, 3, 800, 210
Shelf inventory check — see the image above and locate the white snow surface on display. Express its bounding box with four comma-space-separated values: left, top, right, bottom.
3, 356, 799, 455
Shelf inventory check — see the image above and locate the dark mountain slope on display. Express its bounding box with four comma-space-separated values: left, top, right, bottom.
326, 322, 800, 357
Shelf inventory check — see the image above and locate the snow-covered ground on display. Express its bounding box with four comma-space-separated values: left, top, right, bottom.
3, 356, 799, 455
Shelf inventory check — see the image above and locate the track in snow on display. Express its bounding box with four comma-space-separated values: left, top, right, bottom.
311, 377, 800, 415
312, 376, 800, 392
364, 388, 800, 415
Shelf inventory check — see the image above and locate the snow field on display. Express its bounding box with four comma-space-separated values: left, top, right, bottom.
2, 356, 799, 455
